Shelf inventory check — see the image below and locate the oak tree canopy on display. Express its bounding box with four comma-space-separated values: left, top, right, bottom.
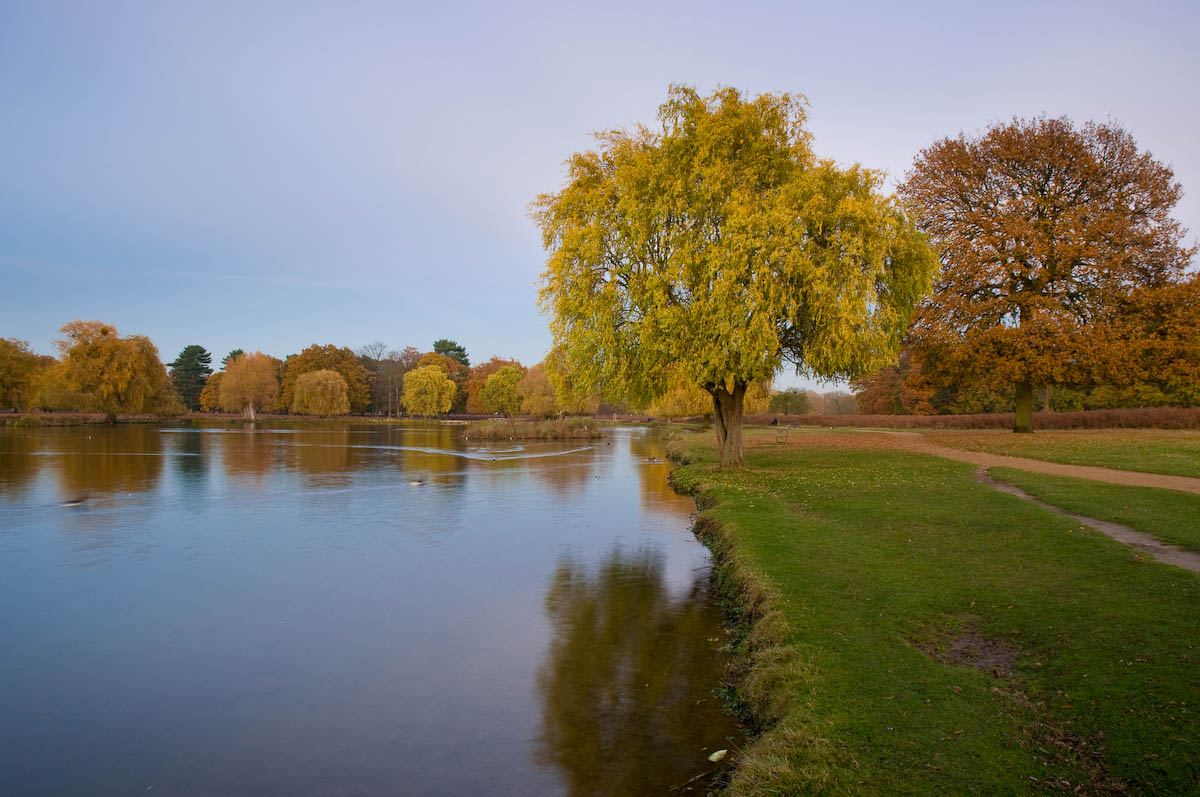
899, 116, 1196, 432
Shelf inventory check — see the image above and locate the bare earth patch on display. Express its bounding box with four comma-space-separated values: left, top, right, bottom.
921, 629, 1020, 677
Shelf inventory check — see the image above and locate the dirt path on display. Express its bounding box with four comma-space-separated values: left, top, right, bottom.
762, 428, 1200, 572
876, 432, 1200, 496
975, 467, 1200, 573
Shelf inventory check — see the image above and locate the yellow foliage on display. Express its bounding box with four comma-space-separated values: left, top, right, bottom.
278, 344, 372, 413
35, 360, 81, 411
482, 365, 524, 416
198, 371, 224, 411
220, 352, 279, 419
291, 369, 351, 415
54, 321, 182, 418
518, 363, 559, 417
0, 338, 52, 411
403, 364, 456, 416
534, 86, 935, 464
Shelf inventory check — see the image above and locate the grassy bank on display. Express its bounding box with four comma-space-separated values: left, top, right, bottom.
670, 431, 1200, 793
927, 429, 1200, 478
1, 412, 178, 427
462, 417, 604, 440
990, 467, 1200, 554
744, 406, 1200, 431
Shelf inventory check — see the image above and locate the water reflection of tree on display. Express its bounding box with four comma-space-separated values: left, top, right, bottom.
394, 426, 467, 486
55, 426, 163, 501
0, 430, 41, 500
527, 449, 598, 496
167, 429, 209, 487
219, 427, 279, 485
536, 549, 738, 794
628, 431, 688, 510
284, 428, 361, 486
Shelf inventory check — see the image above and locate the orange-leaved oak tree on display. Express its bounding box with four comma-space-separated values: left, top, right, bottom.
899, 116, 1195, 432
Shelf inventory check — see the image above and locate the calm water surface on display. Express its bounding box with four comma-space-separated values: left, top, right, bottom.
0, 423, 740, 795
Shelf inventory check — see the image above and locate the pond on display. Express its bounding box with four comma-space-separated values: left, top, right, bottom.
0, 422, 741, 795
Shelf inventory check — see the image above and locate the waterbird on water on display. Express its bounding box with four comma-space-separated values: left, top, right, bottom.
61, 494, 89, 507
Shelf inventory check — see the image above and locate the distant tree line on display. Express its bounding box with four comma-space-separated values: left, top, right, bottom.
0, 329, 612, 420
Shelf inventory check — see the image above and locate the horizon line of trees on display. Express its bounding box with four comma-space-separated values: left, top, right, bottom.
2, 317, 1193, 422
1, 329, 625, 420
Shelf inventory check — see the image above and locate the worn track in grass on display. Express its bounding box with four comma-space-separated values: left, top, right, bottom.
975, 466, 1200, 573
761, 430, 1200, 495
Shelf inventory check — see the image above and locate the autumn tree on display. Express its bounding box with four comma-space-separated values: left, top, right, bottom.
291, 369, 350, 415
168, 345, 213, 410
767, 388, 811, 416
820, 390, 860, 415
54, 321, 183, 422
642, 368, 706, 420
279, 344, 372, 413
482, 365, 524, 416
852, 350, 937, 415
535, 85, 936, 465
900, 116, 1196, 433
518, 363, 559, 417
464, 357, 524, 413
433, 339, 470, 368
0, 338, 53, 411
403, 364, 456, 416
1098, 275, 1200, 407
220, 351, 279, 419
358, 340, 388, 414
198, 371, 223, 411
384, 346, 422, 416
418, 351, 468, 412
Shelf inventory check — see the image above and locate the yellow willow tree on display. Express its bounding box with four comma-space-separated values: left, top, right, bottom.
55, 321, 183, 422
534, 85, 937, 466
646, 369, 771, 421
220, 352, 279, 420
0, 338, 52, 412
482, 365, 524, 416
291, 369, 350, 415
899, 117, 1196, 433
403, 364, 456, 417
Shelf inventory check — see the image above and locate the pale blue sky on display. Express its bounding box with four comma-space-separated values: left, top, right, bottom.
2, 0, 1196, 389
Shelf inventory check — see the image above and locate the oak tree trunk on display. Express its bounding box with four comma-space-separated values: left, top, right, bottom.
1013, 380, 1034, 434
710, 383, 747, 468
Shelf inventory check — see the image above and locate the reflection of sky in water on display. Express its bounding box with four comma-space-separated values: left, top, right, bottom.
0, 424, 738, 795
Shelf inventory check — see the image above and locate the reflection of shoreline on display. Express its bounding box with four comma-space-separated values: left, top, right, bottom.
27, 451, 199, 456
535, 548, 740, 794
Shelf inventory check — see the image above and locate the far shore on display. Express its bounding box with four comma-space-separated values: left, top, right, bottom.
4, 405, 1199, 431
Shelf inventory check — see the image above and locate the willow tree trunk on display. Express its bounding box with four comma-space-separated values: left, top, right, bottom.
710, 383, 747, 468
245, 402, 256, 421
1013, 380, 1034, 434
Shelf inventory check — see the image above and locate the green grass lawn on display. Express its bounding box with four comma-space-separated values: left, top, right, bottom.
990, 467, 1200, 555
926, 429, 1200, 478
670, 434, 1200, 794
